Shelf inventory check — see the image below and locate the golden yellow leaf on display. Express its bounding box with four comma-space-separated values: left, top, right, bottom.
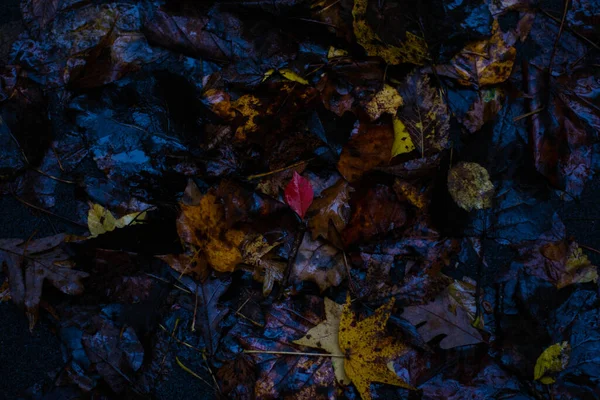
293, 298, 349, 385
352, 0, 428, 65
87, 203, 147, 237
339, 296, 414, 399
327, 46, 348, 58
534, 342, 571, 384
364, 84, 403, 121
560, 245, 598, 288
279, 68, 309, 85
391, 117, 416, 158
177, 183, 245, 273
447, 162, 494, 211
393, 179, 424, 209
203, 89, 262, 141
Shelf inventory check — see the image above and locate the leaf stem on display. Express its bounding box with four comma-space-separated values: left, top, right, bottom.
244, 350, 344, 358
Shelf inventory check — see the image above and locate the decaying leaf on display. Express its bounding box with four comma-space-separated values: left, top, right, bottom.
292, 233, 346, 292
293, 298, 349, 385
240, 234, 285, 296
156, 252, 208, 282
0, 234, 89, 330
363, 84, 403, 121
460, 88, 504, 133
177, 181, 245, 272
402, 280, 485, 349
284, 171, 314, 219
308, 179, 354, 241
352, 0, 428, 65
447, 162, 494, 211
391, 117, 416, 158
534, 342, 571, 384
87, 203, 147, 237
340, 296, 414, 399
397, 72, 450, 158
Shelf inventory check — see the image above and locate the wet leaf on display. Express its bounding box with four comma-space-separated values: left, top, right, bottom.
339, 296, 414, 399
0, 234, 89, 330
284, 171, 314, 219
363, 84, 403, 121
87, 203, 147, 237
307, 179, 354, 241
447, 162, 494, 211
292, 233, 345, 292
391, 117, 416, 158
534, 342, 571, 384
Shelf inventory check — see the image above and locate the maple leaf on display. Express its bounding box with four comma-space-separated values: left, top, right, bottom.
401, 280, 485, 349
447, 162, 494, 211
0, 234, 89, 330
87, 203, 147, 237
291, 233, 345, 292
293, 298, 349, 385
397, 72, 450, 158
307, 179, 354, 241
339, 296, 414, 399
284, 171, 314, 219
176, 180, 245, 273
352, 0, 428, 65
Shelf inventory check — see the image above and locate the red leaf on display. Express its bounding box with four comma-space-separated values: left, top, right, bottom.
284, 172, 314, 219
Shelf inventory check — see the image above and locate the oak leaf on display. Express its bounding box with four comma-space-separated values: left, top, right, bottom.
397, 72, 449, 158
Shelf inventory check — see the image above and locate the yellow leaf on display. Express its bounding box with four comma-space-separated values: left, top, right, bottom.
352, 0, 428, 65
391, 117, 416, 158
534, 342, 571, 384
177, 182, 245, 272
364, 84, 403, 121
559, 245, 598, 288
87, 203, 147, 237
447, 162, 494, 211
339, 296, 414, 399
327, 46, 348, 58
279, 68, 309, 85
293, 298, 349, 385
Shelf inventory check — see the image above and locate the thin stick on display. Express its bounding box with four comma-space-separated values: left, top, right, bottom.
191, 288, 199, 332
244, 350, 344, 358
547, 0, 570, 78
175, 357, 214, 388
13, 195, 86, 227
513, 107, 544, 122
579, 243, 600, 256
246, 160, 311, 180
540, 8, 600, 51
31, 168, 76, 184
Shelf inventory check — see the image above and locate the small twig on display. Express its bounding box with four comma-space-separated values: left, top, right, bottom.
540, 8, 600, 51
13, 195, 86, 227
246, 159, 311, 180
201, 351, 221, 394
175, 357, 214, 388
279, 224, 307, 296
244, 350, 344, 358
159, 319, 180, 375
513, 107, 544, 122
287, 17, 338, 29
547, 0, 570, 79
31, 167, 76, 184
191, 288, 199, 332
145, 273, 192, 294
579, 243, 600, 256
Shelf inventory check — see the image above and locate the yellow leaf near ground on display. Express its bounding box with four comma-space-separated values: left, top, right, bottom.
279, 69, 309, 85
87, 203, 147, 237
447, 162, 494, 211
534, 342, 571, 384
177, 186, 245, 273
339, 296, 414, 400
364, 84, 403, 121
327, 46, 348, 58
293, 298, 349, 385
352, 0, 428, 65
560, 245, 598, 288
391, 117, 416, 158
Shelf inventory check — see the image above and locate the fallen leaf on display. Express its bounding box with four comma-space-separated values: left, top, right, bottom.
87, 203, 147, 237
337, 121, 394, 182
292, 233, 345, 292
240, 234, 286, 296
284, 171, 314, 219
460, 88, 504, 133
352, 0, 428, 65
177, 181, 245, 273
293, 298, 349, 385
534, 342, 571, 384
401, 281, 485, 349
0, 234, 89, 330
363, 84, 403, 121
447, 162, 494, 211
397, 72, 450, 158
391, 117, 416, 158
339, 296, 414, 399
308, 179, 354, 241
156, 253, 208, 282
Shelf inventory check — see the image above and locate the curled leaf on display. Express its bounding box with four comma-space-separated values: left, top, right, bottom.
88, 203, 147, 237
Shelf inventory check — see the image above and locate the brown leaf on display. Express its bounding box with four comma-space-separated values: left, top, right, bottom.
337, 122, 394, 182
397, 72, 450, 158
343, 185, 406, 246
460, 88, 504, 133
308, 179, 354, 241
0, 234, 89, 330
292, 233, 345, 292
